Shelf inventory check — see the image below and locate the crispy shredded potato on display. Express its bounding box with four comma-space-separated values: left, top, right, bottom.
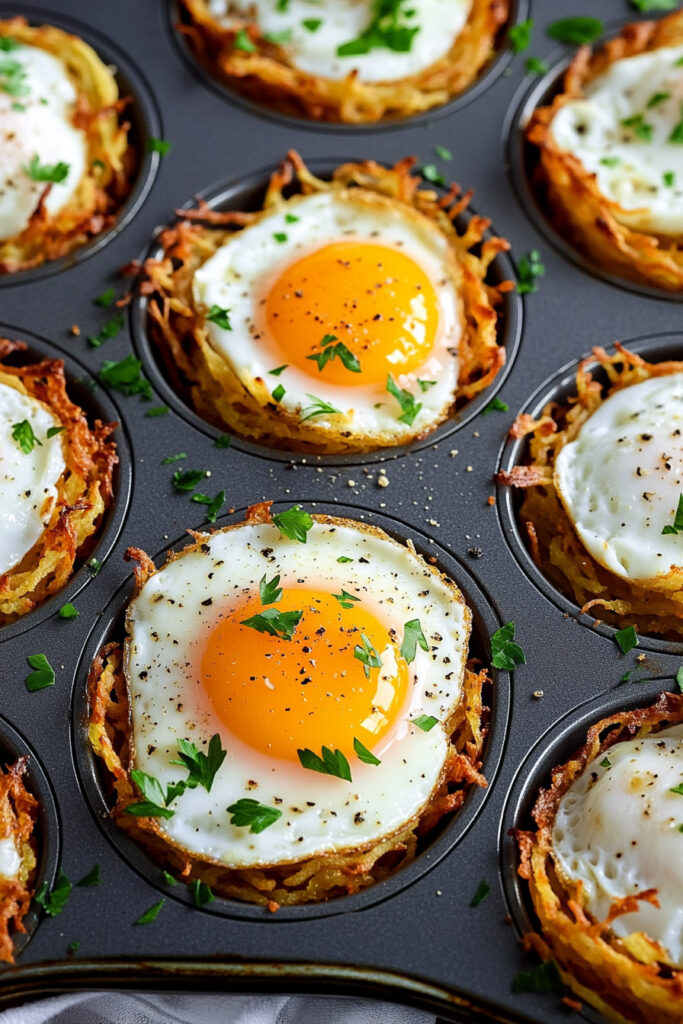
0, 757, 38, 964
496, 345, 683, 640
178, 0, 509, 124
526, 11, 683, 292
515, 691, 683, 1024
138, 150, 511, 454
0, 17, 135, 275
87, 502, 489, 907
0, 339, 118, 624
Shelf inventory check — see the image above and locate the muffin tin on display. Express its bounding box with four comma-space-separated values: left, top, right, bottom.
0, 1, 681, 1021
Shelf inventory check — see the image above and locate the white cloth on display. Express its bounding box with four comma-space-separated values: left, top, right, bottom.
0, 993, 437, 1024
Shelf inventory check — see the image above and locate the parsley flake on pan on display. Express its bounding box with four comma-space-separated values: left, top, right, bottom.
25, 653, 55, 692
490, 623, 526, 671
482, 397, 509, 414
412, 714, 438, 732
470, 878, 490, 907
631, 0, 677, 10
273, 505, 313, 543
192, 879, 214, 907
88, 314, 124, 348
161, 453, 186, 465
662, 494, 683, 534
99, 355, 152, 399
677, 666, 683, 692
614, 624, 638, 655
547, 17, 603, 45
401, 619, 428, 664
145, 138, 171, 156
353, 633, 382, 678
516, 249, 545, 294
76, 863, 101, 887
241, 607, 303, 641
93, 287, 115, 307
145, 406, 170, 418
87, 556, 101, 576
11, 420, 41, 454
353, 737, 381, 766
135, 898, 165, 925
508, 18, 533, 53
170, 734, 227, 792
36, 869, 71, 917
191, 489, 226, 523
511, 959, 563, 995
214, 433, 232, 449
297, 745, 352, 782
227, 798, 283, 833
58, 603, 79, 621
172, 468, 207, 493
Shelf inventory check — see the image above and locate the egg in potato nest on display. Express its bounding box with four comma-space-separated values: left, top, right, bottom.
496, 344, 683, 641
526, 10, 683, 292
0, 338, 117, 624
138, 151, 510, 455
515, 691, 683, 1024
0, 758, 38, 964
88, 501, 489, 907
177, 0, 510, 124
0, 17, 135, 274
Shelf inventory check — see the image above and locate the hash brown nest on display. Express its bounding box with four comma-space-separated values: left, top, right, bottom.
137, 150, 511, 455
514, 691, 683, 1024
87, 501, 490, 908
177, 0, 510, 124
0, 17, 136, 275
526, 11, 683, 293
496, 345, 683, 641
0, 757, 38, 964
0, 339, 117, 624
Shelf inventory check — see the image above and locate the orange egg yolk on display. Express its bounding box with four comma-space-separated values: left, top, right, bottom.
200, 587, 410, 762
263, 240, 439, 387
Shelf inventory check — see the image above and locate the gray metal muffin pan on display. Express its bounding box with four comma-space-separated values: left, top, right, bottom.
0, 0, 681, 1020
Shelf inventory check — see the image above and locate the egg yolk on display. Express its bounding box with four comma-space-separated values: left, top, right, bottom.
200, 587, 410, 762
263, 240, 440, 387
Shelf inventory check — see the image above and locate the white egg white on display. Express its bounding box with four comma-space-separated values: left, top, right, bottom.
125, 517, 471, 868
553, 724, 683, 965
208, 0, 473, 83
550, 45, 683, 236
0, 836, 20, 882
0, 40, 87, 241
554, 372, 683, 582
193, 190, 463, 444
0, 381, 66, 575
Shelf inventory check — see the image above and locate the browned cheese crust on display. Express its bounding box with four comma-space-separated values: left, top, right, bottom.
87, 500, 489, 907
0, 17, 136, 274
526, 11, 683, 292
0, 757, 39, 964
138, 150, 511, 455
496, 345, 683, 640
515, 691, 683, 1024
178, 0, 509, 123
0, 339, 118, 623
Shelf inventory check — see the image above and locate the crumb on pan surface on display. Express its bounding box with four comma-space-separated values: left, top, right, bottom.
138, 150, 511, 455
177, 0, 510, 124
0, 338, 118, 624
0, 757, 38, 964
87, 501, 490, 907
526, 11, 683, 293
496, 344, 683, 641
514, 691, 683, 1024
0, 17, 136, 275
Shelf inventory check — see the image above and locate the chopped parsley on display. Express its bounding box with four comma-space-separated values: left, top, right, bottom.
264, 29, 293, 44
547, 17, 603, 44
353, 633, 382, 678
145, 405, 170, 418
146, 138, 171, 156
511, 959, 563, 994
434, 144, 452, 161
76, 864, 101, 887
670, 783, 683, 796
482, 396, 509, 414
337, 0, 419, 57
0, 38, 20, 52
525, 56, 548, 75
333, 589, 360, 609
172, 468, 207, 492
285, 213, 299, 223
214, 433, 231, 449
297, 745, 352, 782
11, 419, 41, 454
36, 869, 71, 917
470, 879, 490, 907
191, 489, 226, 523
302, 18, 322, 31
88, 314, 124, 348
664, 171, 676, 187
192, 879, 214, 907
516, 249, 545, 294
99, 355, 152, 399
301, 394, 341, 421
631, 0, 677, 10
647, 90, 671, 108
621, 113, 653, 142
509, 19, 533, 53
135, 898, 165, 924
126, 769, 180, 819
23, 154, 70, 183
662, 494, 683, 534
206, 304, 232, 330
677, 666, 683, 691
337, 555, 353, 563
615, 624, 638, 654
386, 374, 422, 426
94, 288, 116, 307
25, 653, 55, 692
273, 504, 313, 543
600, 757, 611, 768
58, 603, 79, 621
234, 28, 256, 53
412, 714, 438, 732
600, 156, 621, 167
353, 737, 381, 766
490, 622, 526, 671
307, 334, 361, 374
46, 425, 64, 439
163, 870, 178, 886
670, 105, 683, 144
420, 164, 446, 186
260, 573, 283, 605
273, 231, 288, 243
0, 57, 29, 98
271, 383, 285, 403
400, 619, 428, 664
241, 607, 303, 641
161, 452, 187, 464
170, 734, 227, 793
417, 379, 437, 392
227, 798, 282, 833
269, 364, 288, 376
87, 557, 101, 576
